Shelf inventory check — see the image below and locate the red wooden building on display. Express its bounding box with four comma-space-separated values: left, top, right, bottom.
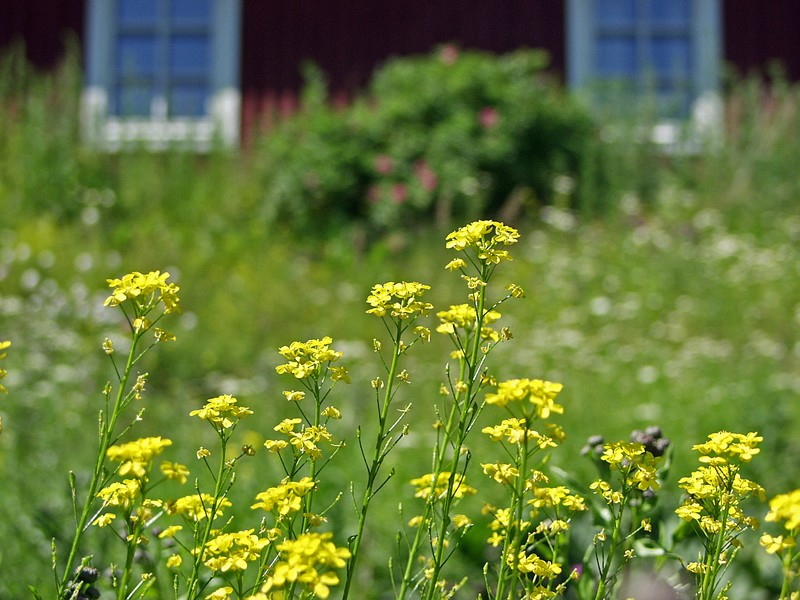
2, 1, 798, 148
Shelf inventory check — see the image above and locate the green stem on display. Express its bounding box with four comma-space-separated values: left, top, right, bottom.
423, 278, 488, 600
342, 322, 404, 600
60, 331, 142, 592
594, 501, 624, 600
186, 435, 229, 599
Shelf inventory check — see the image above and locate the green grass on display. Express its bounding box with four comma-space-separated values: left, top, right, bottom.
1, 50, 800, 598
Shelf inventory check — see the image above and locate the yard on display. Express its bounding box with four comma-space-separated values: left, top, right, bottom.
1, 48, 799, 599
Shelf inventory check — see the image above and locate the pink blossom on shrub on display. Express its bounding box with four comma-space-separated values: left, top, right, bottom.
440, 44, 459, 65
479, 107, 500, 129
391, 183, 408, 204
414, 160, 438, 192
373, 154, 394, 175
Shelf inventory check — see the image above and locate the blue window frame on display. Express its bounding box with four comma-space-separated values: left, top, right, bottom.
83, 0, 241, 149
567, 0, 720, 123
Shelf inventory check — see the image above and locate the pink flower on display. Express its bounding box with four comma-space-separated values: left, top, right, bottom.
414, 160, 438, 192
440, 44, 459, 66
373, 154, 394, 175
479, 107, 500, 129
391, 183, 408, 204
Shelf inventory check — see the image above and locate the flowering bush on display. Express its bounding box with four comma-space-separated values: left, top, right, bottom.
256, 48, 598, 234
2, 221, 798, 599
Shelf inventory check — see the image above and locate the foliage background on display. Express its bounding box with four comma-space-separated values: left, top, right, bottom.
1, 46, 800, 598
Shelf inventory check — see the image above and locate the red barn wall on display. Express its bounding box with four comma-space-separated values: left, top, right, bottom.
240, 0, 565, 138
723, 1, 800, 81
0, 0, 85, 70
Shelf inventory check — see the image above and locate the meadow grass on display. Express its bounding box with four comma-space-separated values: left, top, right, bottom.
1, 52, 800, 598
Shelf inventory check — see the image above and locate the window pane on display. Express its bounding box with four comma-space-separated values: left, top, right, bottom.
170, 36, 211, 78
171, 0, 212, 25
649, 36, 691, 78
170, 84, 209, 117
116, 83, 153, 116
117, 35, 158, 78
596, 35, 637, 75
118, 0, 160, 26
648, 0, 691, 26
595, 0, 636, 27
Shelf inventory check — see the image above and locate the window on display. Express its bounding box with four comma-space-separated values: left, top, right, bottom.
83, 0, 241, 150
567, 0, 721, 146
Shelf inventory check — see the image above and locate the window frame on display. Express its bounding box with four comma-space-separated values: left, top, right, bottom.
566, 0, 722, 148
82, 0, 241, 150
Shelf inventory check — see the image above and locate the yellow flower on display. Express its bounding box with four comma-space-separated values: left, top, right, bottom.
445, 258, 466, 271
167, 493, 231, 522
283, 390, 305, 402
765, 489, 800, 531
189, 394, 253, 429
410, 472, 476, 501
365, 281, 433, 319
276, 336, 344, 379
0, 340, 10, 394
92, 513, 116, 527
97, 479, 141, 508
485, 379, 564, 419
158, 525, 183, 538
160, 461, 190, 484
204, 529, 270, 572
252, 477, 316, 515
261, 532, 350, 600
205, 587, 233, 600
104, 270, 181, 314
166, 554, 182, 568
445, 220, 520, 262
107, 437, 173, 479
321, 406, 342, 419
760, 533, 795, 554
481, 462, 519, 485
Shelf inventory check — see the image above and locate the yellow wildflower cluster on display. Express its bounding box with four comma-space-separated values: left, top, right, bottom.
482, 418, 559, 448
445, 220, 520, 264
0, 340, 9, 395
167, 493, 232, 522
251, 476, 316, 516
436, 304, 502, 341
510, 550, 562, 579
96, 479, 141, 509
760, 489, 800, 557
482, 462, 520, 485
189, 394, 253, 429
484, 506, 528, 547
601, 441, 660, 491
692, 430, 763, 464
766, 489, 800, 532
104, 270, 181, 314
265, 419, 334, 460
365, 281, 433, 319
275, 336, 346, 380
160, 461, 190, 484
106, 436, 173, 479
484, 379, 564, 419
410, 472, 477, 502
253, 532, 350, 600
203, 529, 270, 573
675, 431, 764, 536
528, 485, 586, 513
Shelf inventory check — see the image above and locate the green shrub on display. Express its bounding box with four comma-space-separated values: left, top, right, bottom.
256, 47, 599, 234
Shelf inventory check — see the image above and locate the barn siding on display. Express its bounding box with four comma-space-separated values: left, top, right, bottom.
2, 0, 800, 141
240, 0, 565, 137
0, 0, 84, 69
722, 1, 800, 81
